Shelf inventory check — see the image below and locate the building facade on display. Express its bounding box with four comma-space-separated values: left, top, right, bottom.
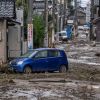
33, 0, 53, 15
86, 2, 91, 23
92, 0, 100, 42
0, 7, 27, 63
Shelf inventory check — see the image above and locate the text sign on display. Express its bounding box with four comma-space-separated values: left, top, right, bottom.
28, 24, 33, 49
0, 0, 15, 18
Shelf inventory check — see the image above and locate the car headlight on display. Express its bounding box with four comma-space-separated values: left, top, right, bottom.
17, 61, 23, 65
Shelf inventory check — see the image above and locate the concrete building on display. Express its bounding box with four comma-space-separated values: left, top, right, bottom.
0, 0, 16, 63
86, 2, 91, 23
0, 7, 27, 63
92, 0, 100, 42
33, 0, 53, 15
77, 6, 86, 25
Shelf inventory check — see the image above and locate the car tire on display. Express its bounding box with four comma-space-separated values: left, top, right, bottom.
59, 65, 67, 73
24, 66, 32, 74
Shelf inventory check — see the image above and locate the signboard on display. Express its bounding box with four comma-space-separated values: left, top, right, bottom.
67, 20, 74, 24
0, 0, 15, 18
28, 24, 33, 49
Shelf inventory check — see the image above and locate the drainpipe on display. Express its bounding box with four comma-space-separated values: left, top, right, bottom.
98, 0, 100, 17
6, 21, 9, 61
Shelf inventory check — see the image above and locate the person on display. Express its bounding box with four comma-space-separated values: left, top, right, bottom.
93, 26, 96, 41
91, 26, 96, 46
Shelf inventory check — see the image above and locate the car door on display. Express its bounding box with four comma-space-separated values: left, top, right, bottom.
32, 50, 48, 71
48, 50, 61, 71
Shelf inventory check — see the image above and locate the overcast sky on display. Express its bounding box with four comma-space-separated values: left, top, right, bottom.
81, 0, 90, 6
81, 0, 90, 7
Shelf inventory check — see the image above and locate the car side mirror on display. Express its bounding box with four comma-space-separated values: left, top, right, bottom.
59, 34, 61, 36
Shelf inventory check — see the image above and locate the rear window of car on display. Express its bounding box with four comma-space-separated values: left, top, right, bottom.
48, 50, 61, 57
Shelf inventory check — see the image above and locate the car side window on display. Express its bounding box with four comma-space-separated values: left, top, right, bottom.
49, 50, 61, 57
34, 50, 47, 59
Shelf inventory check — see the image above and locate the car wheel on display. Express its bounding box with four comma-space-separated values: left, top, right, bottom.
24, 66, 32, 74
59, 65, 67, 73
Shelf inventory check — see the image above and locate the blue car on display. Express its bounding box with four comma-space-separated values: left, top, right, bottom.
9, 48, 68, 73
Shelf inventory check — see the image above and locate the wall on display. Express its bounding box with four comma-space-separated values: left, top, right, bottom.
77, 12, 86, 25
96, 21, 100, 42
0, 20, 7, 63
8, 25, 21, 58
22, 41, 28, 54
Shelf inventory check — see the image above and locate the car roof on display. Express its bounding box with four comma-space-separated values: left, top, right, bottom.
33, 48, 63, 51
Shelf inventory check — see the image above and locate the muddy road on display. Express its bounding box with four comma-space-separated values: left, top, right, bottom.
0, 63, 100, 100
0, 34, 100, 100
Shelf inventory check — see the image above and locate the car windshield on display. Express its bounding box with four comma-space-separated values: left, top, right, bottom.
78, 28, 83, 30
21, 50, 38, 58
61, 32, 66, 36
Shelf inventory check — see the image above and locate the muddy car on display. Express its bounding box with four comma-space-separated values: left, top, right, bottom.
8, 48, 68, 73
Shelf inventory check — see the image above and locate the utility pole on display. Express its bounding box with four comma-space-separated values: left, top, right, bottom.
52, 0, 55, 45
60, 0, 63, 31
63, 0, 67, 29
44, 0, 48, 47
56, 0, 59, 33
90, 0, 94, 40
28, 0, 33, 49
52, 0, 56, 40
74, 0, 78, 36
75, 0, 77, 24
56, 0, 60, 42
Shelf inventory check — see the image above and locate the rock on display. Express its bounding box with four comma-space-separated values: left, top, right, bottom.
8, 79, 15, 84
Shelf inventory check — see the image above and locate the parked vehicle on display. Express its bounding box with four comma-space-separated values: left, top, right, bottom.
57, 31, 68, 42
78, 26, 84, 34
83, 25, 90, 30
8, 48, 68, 73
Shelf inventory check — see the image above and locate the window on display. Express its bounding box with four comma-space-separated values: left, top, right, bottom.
49, 50, 60, 57
35, 50, 47, 58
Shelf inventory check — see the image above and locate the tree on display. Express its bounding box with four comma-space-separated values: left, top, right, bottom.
33, 15, 45, 48
16, 0, 22, 7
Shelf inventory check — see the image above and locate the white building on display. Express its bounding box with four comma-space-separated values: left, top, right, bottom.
86, 2, 91, 23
